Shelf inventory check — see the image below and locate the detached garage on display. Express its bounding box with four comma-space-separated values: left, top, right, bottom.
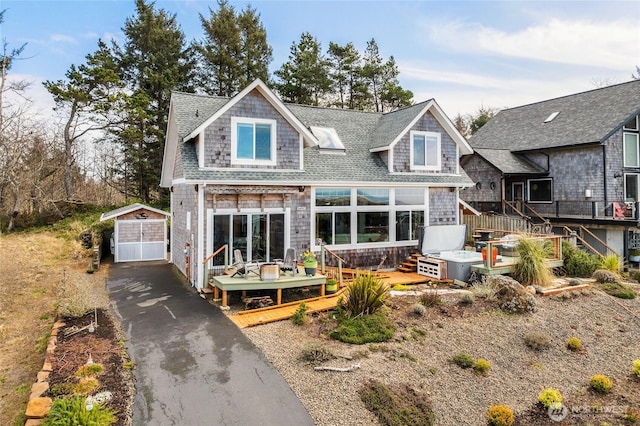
100, 203, 170, 263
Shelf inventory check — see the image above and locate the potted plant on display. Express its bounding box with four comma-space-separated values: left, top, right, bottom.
302, 250, 317, 276
325, 278, 337, 294
629, 249, 640, 263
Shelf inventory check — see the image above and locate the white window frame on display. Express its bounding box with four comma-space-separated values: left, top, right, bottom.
624, 132, 640, 168
410, 131, 441, 171
623, 114, 639, 131
231, 117, 277, 166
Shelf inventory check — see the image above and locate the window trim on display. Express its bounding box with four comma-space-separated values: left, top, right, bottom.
230, 117, 277, 166
623, 115, 639, 131
527, 178, 553, 204
410, 131, 441, 171
624, 132, 640, 168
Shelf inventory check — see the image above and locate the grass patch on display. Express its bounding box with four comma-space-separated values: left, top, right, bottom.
448, 352, 475, 369
42, 395, 115, 426
598, 282, 637, 299
330, 311, 396, 344
358, 379, 434, 426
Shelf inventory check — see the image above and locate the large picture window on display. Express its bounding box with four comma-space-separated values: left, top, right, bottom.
410, 131, 441, 171
528, 178, 553, 203
231, 117, 276, 165
211, 212, 284, 263
313, 188, 427, 247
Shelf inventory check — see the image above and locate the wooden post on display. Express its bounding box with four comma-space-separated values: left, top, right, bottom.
338, 260, 343, 287
222, 290, 228, 307
276, 288, 282, 305
214, 286, 219, 300
320, 282, 325, 297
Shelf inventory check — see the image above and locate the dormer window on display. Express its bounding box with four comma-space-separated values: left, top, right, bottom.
231, 117, 276, 165
410, 131, 441, 171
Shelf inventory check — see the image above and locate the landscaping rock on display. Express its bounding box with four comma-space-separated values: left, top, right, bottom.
592, 269, 621, 284
488, 275, 537, 313
29, 382, 49, 399
25, 397, 52, 418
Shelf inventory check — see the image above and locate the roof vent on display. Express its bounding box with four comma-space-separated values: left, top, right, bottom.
544, 112, 560, 123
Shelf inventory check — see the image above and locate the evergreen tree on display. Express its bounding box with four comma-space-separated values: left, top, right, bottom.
327, 42, 364, 109
195, 0, 271, 96
274, 32, 331, 106
44, 40, 123, 200
114, 0, 193, 204
362, 40, 412, 112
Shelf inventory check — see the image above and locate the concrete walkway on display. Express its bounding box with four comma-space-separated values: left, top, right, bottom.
107, 261, 314, 426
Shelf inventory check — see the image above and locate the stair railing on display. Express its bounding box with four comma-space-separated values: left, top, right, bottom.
202, 244, 229, 286
320, 245, 348, 288
562, 226, 618, 258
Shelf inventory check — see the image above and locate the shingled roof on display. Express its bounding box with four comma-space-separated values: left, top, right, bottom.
469, 79, 640, 152
163, 80, 473, 188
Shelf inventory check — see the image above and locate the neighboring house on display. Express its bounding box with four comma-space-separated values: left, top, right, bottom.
161, 79, 473, 289
461, 79, 640, 257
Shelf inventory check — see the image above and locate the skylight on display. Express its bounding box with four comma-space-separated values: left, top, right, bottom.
310, 126, 345, 151
544, 112, 560, 123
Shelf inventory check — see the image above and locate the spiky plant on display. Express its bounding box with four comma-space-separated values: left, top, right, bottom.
340, 273, 389, 317
601, 254, 622, 274
513, 237, 554, 287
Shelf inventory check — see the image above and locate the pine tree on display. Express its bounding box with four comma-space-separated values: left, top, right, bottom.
114, 0, 193, 204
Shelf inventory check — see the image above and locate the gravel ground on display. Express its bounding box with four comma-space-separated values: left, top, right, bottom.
241, 285, 640, 425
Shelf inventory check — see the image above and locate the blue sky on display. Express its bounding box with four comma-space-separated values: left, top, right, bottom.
2, 0, 639, 119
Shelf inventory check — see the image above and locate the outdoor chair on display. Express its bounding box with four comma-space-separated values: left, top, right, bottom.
230, 249, 260, 278
279, 248, 297, 276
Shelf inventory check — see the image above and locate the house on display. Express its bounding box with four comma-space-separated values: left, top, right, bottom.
461, 79, 640, 258
161, 79, 473, 289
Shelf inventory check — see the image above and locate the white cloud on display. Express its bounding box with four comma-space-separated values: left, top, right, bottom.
426, 18, 638, 71
49, 33, 77, 44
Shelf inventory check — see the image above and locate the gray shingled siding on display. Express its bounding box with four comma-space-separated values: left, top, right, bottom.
202, 90, 300, 169
605, 129, 626, 201
173, 142, 184, 179
171, 183, 198, 278
460, 155, 502, 203
393, 112, 458, 174
429, 188, 457, 224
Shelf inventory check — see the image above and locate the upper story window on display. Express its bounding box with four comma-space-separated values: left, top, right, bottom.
624, 114, 640, 168
231, 117, 276, 166
410, 131, 441, 171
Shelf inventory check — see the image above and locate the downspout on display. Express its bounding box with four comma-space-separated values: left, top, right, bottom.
603, 144, 608, 209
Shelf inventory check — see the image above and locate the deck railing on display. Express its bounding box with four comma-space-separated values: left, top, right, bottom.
320, 245, 347, 287
480, 234, 563, 271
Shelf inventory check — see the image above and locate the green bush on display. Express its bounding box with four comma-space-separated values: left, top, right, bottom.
358, 379, 435, 426
339, 273, 389, 317
563, 243, 601, 277
590, 374, 612, 393
330, 311, 396, 344
513, 237, 554, 287
634, 359, 640, 378
538, 387, 563, 409
43, 396, 116, 426
419, 291, 442, 307
487, 404, 515, 426
291, 302, 309, 325
449, 352, 475, 369
299, 343, 335, 365
474, 358, 490, 376
601, 254, 622, 274
567, 337, 582, 351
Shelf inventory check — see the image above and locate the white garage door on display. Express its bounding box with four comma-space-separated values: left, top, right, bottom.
115, 219, 167, 262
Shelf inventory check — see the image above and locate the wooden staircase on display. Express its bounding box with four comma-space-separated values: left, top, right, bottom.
397, 253, 421, 273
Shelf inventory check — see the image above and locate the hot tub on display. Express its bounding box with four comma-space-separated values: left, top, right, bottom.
436, 250, 485, 282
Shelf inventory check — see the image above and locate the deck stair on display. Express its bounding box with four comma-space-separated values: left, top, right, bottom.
397, 253, 421, 273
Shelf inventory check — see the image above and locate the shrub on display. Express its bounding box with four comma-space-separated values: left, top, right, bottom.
299, 343, 335, 365
449, 352, 475, 369
487, 404, 515, 426
567, 337, 582, 352
291, 302, 309, 325
563, 243, 601, 277
538, 387, 563, 409
598, 282, 637, 299
330, 311, 396, 344
43, 396, 116, 426
420, 291, 442, 307
470, 279, 495, 299
74, 377, 99, 395
49, 382, 75, 397
412, 303, 426, 316
75, 363, 104, 377
358, 379, 435, 426
601, 254, 622, 274
459, 293, 475, 305
524, 332, 551, 351
513, 237, 554, 287
590, 374, 612, 393
474, 358, 491, 376
339, 273, 389, 317
634, 359, 640, 378
593, 269, 621, 284
57, 275, 104, 318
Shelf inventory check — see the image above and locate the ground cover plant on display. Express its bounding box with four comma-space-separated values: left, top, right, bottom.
358, 379, 434, 426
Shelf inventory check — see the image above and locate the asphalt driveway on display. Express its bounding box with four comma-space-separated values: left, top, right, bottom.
107, 261, 314, 426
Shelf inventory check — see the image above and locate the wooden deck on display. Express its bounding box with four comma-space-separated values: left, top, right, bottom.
226, 270, 431, 328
